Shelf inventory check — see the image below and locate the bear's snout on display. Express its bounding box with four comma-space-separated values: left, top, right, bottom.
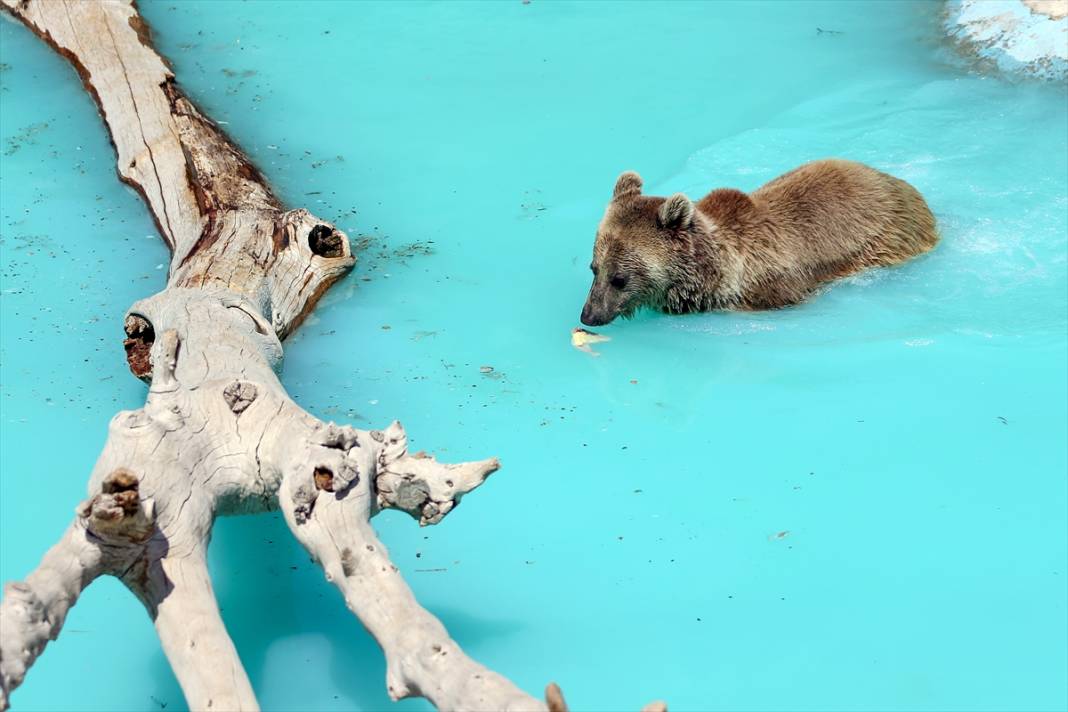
580, 300, 612, 327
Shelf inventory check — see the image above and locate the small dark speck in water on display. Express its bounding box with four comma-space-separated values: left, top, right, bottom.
633, 489, 642, 494
519, 189, 546, 218
816, 27, 844, 35
149, 696, 168, 710
997, 416, 1008, 424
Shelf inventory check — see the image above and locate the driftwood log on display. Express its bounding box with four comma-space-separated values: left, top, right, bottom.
0, 2, 668, 711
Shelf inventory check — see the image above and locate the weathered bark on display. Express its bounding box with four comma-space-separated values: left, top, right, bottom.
0, 2, 633, 711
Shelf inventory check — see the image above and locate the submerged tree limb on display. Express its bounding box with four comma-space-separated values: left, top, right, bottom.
0, 2, 660, 710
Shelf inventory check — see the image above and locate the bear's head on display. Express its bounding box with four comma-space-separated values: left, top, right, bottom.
580, 171, 697, 326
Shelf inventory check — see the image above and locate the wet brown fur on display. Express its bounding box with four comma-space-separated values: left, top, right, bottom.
580, 159, 938, 325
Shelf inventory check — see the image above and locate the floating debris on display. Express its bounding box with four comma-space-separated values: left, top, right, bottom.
768, 530, 790, 542
571, 327, 610, 356
4, 122, 48, 156
221, 68, 257, 78
479, 364, 504, 380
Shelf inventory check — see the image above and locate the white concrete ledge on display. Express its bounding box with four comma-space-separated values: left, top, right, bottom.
945, 0, 1067, 80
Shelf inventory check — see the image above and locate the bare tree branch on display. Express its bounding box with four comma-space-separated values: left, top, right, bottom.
148, 550, 258, 712
276, 421, 537, 710
0, 521, 103, 710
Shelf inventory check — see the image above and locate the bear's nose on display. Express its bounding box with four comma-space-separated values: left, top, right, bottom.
580, 304, 604, 326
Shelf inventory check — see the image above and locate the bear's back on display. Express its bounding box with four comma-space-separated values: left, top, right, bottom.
748, 159, 937, 269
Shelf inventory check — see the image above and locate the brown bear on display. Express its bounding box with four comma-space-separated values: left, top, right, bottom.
579, 159, 938, 326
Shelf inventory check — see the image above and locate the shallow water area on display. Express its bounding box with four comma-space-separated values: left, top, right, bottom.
1, 1, 1065, 710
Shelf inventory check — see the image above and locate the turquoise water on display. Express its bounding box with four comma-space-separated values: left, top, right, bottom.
1, 1, 1066, 710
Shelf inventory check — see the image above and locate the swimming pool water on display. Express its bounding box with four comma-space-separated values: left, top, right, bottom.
1, 2, 1065, 710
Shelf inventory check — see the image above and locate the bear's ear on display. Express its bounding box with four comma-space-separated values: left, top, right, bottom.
612, 171, 643, 199
658, 193, 694, 230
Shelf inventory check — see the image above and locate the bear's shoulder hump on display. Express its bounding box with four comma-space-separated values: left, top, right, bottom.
696, 188, 756, 225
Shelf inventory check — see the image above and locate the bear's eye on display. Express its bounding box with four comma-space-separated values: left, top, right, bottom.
610, 275, 627, 289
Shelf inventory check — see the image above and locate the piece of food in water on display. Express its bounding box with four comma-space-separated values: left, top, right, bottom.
571, 327, 611, 356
